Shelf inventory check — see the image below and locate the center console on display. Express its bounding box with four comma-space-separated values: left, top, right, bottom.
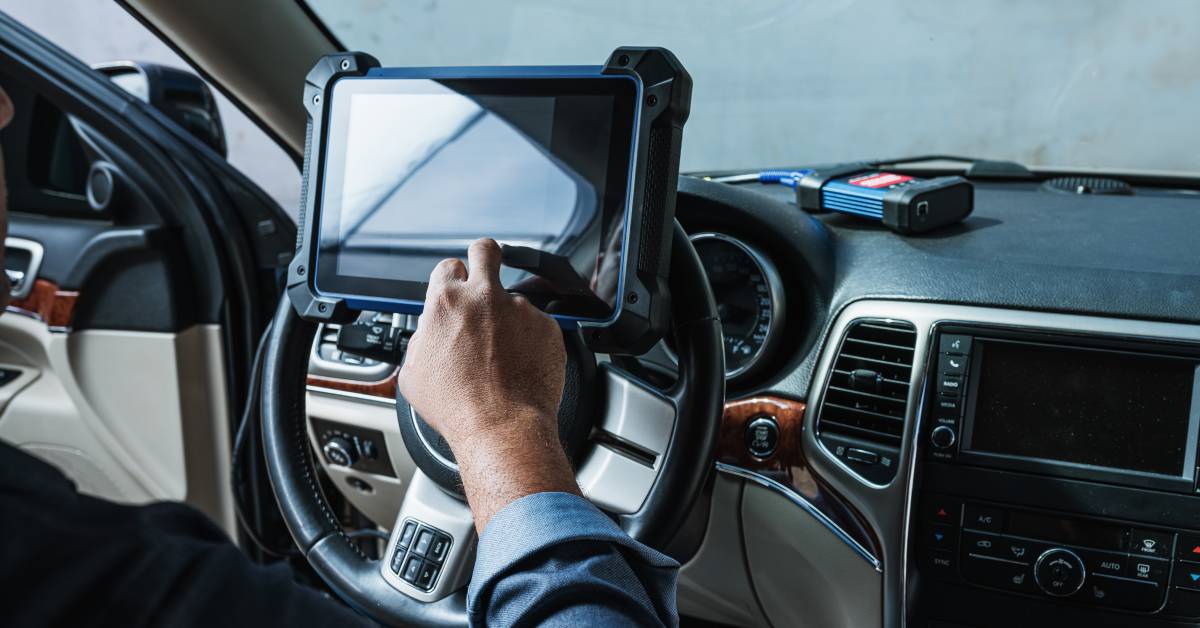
913, 324, 1200, 625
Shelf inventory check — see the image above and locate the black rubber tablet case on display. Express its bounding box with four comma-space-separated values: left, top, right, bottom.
286, 48, 692, 356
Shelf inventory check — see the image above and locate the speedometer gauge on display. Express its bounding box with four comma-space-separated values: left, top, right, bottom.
690, 233, 785, 378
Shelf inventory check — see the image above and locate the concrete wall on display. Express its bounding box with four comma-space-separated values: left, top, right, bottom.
6, 0, 1198, 197
312, 0, 1200, 176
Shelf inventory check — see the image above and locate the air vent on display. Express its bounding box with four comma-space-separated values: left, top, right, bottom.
1042, 176, 1133, 196
817, 320, 917, 484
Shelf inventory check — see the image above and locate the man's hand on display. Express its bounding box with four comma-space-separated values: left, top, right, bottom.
398, 238, 581, 532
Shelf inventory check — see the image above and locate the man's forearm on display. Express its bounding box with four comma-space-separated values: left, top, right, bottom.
452, 410, 581, 533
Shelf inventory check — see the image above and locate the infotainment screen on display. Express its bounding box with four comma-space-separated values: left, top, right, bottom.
314, 74, 638, 320
965, 339, 1200, 478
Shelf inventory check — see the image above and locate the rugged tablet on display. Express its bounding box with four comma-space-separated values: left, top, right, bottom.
288, 48, 691, 353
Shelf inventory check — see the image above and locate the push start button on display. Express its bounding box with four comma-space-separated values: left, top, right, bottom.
745, 415, 779, 458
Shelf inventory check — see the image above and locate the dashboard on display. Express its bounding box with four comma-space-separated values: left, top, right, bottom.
304, 170, 1200, 627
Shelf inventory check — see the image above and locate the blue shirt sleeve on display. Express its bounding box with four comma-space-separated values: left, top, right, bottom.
466, 491, 680, 627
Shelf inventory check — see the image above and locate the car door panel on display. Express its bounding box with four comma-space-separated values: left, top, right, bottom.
0, 15, 291, 543
0, 307, 234, 531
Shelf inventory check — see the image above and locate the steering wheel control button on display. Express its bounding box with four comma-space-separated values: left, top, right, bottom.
401, 556, 422, 584
939, 334, 972, 355
390, 547, 405, 574
398, 521, 417, 548
963, 504, 1005, 533
930, 425, 957, 450
1034, 548, 1086, 597
744, 415, 779, 459
1129, 528, 1174, 558
427, 534, 451, 563
416, 562, 439, 590
413, 530, 434, 557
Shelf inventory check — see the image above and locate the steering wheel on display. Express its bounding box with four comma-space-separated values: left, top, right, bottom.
260, 223, 723, 626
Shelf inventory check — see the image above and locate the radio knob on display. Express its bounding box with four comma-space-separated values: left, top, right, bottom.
1033, 548, 1086, 597
930, 425, 956, 449
322, 437, 358, 467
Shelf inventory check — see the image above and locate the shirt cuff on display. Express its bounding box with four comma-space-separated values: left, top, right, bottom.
468, 491, 678, 595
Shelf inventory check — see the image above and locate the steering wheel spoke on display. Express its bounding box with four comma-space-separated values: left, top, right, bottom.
379, 470, 477, 602
576, 365, 678, 514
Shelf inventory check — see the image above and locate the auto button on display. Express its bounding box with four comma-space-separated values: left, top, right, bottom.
1079, 548, 1127, 578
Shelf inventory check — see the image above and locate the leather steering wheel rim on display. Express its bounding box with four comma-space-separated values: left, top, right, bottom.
260, 222, 723, 626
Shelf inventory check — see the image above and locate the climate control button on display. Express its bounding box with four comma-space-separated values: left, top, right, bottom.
1034, 548, 1086, 596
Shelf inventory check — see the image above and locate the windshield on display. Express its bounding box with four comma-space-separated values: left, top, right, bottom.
307, 1, 1200, 176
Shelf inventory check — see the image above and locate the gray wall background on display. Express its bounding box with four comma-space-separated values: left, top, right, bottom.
311, 0, 1200, 176
2, 0, 1197, 211
0, 1, 302, 215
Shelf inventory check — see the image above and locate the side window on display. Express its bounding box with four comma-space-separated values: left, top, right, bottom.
3, 2, 302, 217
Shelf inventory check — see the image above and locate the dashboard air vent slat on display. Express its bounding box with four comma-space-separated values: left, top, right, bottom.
816, 319, 917, 483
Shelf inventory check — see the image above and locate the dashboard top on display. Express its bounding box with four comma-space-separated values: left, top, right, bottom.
674, 175, 1200, 401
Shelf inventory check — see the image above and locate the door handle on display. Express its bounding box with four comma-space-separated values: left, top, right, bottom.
4, 237, 44, 300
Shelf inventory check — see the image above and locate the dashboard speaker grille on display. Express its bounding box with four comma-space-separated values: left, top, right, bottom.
1042, 176, 1133, 196
816, 320, 917, 480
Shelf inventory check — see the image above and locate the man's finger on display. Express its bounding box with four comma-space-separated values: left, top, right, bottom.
466, 238, 503, 288
429, 257, 467, 292
0, 86, 13, 130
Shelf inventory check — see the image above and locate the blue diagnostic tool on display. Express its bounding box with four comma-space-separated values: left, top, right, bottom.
796, 163, 973, 234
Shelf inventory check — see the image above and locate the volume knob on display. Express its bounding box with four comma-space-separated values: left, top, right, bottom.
930, 425, 956, 449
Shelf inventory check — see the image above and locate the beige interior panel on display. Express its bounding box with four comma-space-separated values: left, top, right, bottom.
306, 389, 417, 529
678, 474, 771, 628
742, 482, 884, 628
0, 315, 235, 534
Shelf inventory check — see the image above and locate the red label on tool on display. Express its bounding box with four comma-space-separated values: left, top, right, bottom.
848, 172, 914, 189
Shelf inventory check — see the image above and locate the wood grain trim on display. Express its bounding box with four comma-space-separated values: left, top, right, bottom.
307, 368, 399, 399
299, 380, 882, 558
8, 279, 78, 329
719, 395, 882, 559
719, 396, 807, 470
